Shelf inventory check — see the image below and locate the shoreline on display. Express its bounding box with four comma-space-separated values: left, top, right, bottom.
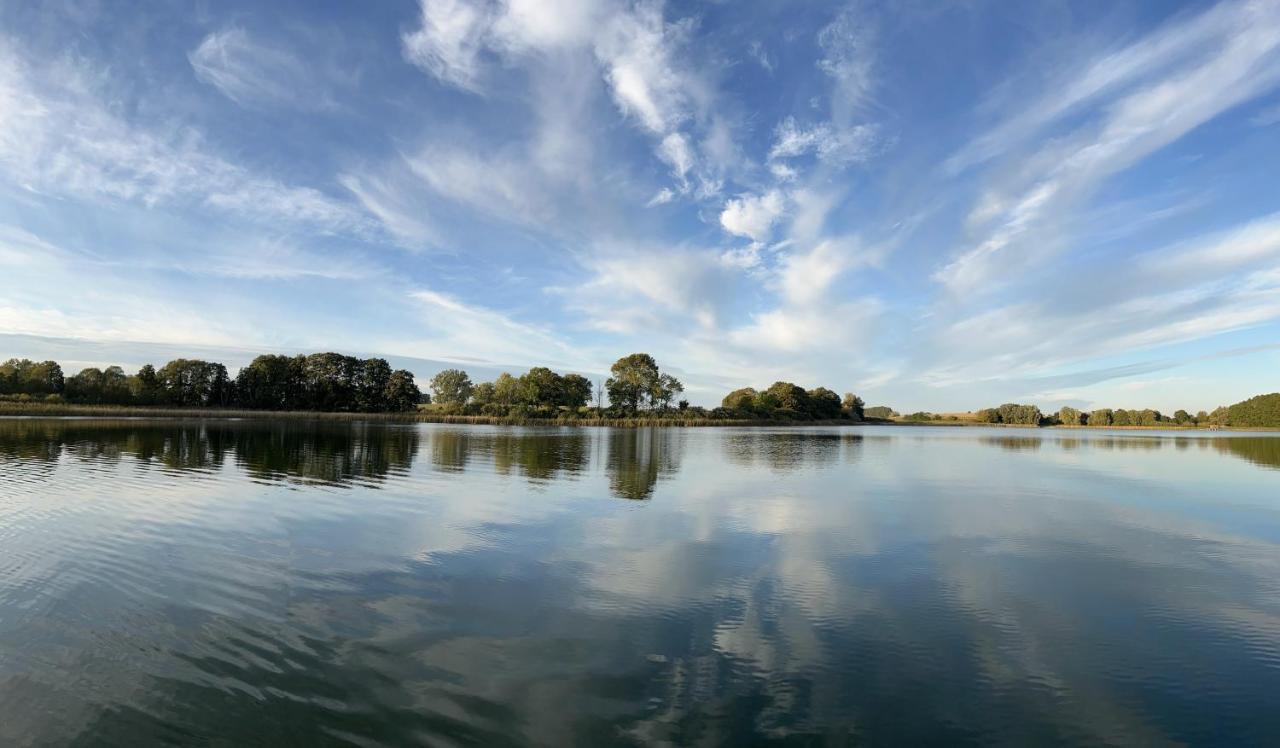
1, 404, 1277, 431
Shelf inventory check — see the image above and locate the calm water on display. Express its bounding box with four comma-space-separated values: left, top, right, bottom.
2, 420, 1280, 746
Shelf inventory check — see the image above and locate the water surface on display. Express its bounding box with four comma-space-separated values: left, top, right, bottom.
2, 419, 1280, 745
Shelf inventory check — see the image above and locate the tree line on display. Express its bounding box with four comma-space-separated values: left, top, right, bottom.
973, 395, 1280, 429
719, 382, 864, 421
7, 350, 1278, 428
425, 353, 685, 417
0, 353, 421, 412
423, 353, 869, 422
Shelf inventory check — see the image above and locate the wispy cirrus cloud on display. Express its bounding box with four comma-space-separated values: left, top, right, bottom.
936, 0, 1280, 294
401, 0, 719, 202
189, 28, 334, 110
0, 40, 371, 237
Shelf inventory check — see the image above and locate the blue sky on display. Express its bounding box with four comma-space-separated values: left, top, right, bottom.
2, 0, 1279, 412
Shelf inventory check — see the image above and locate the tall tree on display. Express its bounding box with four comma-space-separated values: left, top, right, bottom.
561, 373, 593, 409
355, 358, 393, 412
842, 393, 865, 421
605, 353, 662, 414
157, 359, 228, 407
493, 373, 520, 406
132, 364, 160, 404
652, 373, 683, 410
384, 370, 422, 412
519, 367, 564, 408
430, 369, 473, 405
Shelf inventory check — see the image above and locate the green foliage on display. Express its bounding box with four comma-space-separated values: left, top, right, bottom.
903, 411, 933, 422
863, 406, 897, 419
234, 355, 305, 409
1136, 409, 1162, 427
493, 373, 520, 405
430, 369, 473, 405
131, 364, 161, 405
722, 387, 759, 413
383, 370, 421, 412
1226, 392, 1280, 428
1174, 409, 1192, 424
807, 387, 842, 420
653, 373, 684, 410
518, 367, 562, 407
471, 381, 497, 406
469, 368, 594, 415
355, 358, 393, 412
764, 381, 810, 413
606, 353, 672, 414
0, 358, 65, 396
720, 382, 853, 422
1057, 406, 1083, 426
156, 359, 230, 407
561, 374, 593, 409
977, 403, 1043, 425
841, 392, 865, 421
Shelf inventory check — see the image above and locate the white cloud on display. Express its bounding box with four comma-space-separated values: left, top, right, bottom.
491, 0, 603, 51
405, 289, 580, 366
593, 2, 691, 135
399, 0, 713, 205
725, 235, 881, 358
566, 246, 729, 334
729, 299, 880, 354
189, 28, 329, 110
768, 116, 878, 166
747, 41, 773, 73
339, 172, 439, 247
777, 237, 865, 306
720, 190, 787, 242
936, 0, 1280, 294
646, 187, 676, 206
917, 211, 1280, 389
1155, 212, 1280, 273
947, 1, 1258, 173
0, 43, 371, 237
657, 132, 694, 185
402, 0, 493, 91
817, 3, 876, 114
406, 144, 555, 227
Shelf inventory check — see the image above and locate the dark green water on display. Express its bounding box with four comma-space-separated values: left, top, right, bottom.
2, 419, 1280, 746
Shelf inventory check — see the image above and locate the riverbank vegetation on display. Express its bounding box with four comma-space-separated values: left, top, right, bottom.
4, 353, 1279, 429
1, 354, 421, 412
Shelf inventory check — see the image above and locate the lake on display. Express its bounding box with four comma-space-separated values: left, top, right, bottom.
2, 418, 1280, 746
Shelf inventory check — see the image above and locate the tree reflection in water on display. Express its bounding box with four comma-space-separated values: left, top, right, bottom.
0, 419, 419, 486
721, 430, 862, 472
606, 428, 684, 500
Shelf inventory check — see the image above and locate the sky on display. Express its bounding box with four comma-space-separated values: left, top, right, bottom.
1, 0, 1279, 413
